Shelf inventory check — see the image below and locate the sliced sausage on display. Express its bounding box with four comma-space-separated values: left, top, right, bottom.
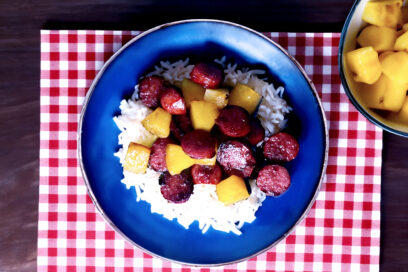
256, 165, 290, 196
160, 86, 186, 115
190, 62, 224, 88
149, 137, 175, 172
181, 130, 216, 159
216, 140, 256, 178
139, 75, 164, 108
215, 105, 251, 138
190, 164, 223, 185
170, 114, 193, 141
263, 132, 299, 162
160, 171, 194, 203
247, 118, 265, 146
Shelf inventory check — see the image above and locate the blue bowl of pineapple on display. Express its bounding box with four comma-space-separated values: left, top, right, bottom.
339, 0, 408, 137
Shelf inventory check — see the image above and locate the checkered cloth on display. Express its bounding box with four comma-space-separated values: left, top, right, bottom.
38, 30, 382, 272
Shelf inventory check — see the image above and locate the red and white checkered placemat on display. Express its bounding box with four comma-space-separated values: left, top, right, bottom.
38, 30, 382, 272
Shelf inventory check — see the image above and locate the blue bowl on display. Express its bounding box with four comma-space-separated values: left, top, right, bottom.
339, 0, 408, 137
79, 20, 328, 266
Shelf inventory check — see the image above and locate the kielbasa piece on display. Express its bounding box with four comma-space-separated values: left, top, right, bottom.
247, 118, 265, 146
263, 132, 299, 162
160, 86, 186, 115
216, 140, 256, 178
160, 172, 194, 203
190, 62, 224, 89
174, 114, 193, 134
215, 105, 251, 138
181, 130, 216, 159
149, 137, 175, 172
139, 75, 165, 108
191, 164, 223, 185
170, 114, 193, 141
256, 165, 290, 196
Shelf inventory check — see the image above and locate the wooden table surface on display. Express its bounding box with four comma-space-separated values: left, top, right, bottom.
1, 0, 407, 271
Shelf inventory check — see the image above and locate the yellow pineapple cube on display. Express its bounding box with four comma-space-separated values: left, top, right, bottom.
141, 107, 172, 138
360, 74, 407, 112
360, 75, 387, 110
203, 88, 229, 109
228, 83, 261, 114
357, 25, 397, 52
380, 51, 408, 85
195, 154, 216, 166
123, 143, 151, 174
346, 47, 382, 84
389, 96, 408, 124
216, 175, 249, 205
165, 144, 196, 175
190, 100, 219, 131
181, 78, 205, 107
394, 31, 408, 50
378, 51, 394, 62
362, 0, 403, 28
382, 81, 407, 112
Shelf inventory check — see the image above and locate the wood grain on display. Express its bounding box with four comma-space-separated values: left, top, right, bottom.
0, 0, 407, 271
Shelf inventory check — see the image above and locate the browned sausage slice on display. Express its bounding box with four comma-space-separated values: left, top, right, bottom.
256, 164, 290, 196
247, 118, 265, 146
160, 172, 194, 203
149, 137, 175, 172
216, 140, 256, 178
263, 132, 299, 162
215, 106, 251, 138
190, 62, 224, 88
181, 130, 216, 159
170, 114, 193, 142
190, 164, 223, 184
139, 75, 164, 108
160, 86, 186, 115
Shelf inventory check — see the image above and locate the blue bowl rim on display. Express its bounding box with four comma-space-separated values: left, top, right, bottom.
78, 19, 329, 266
338, 0, 408, 137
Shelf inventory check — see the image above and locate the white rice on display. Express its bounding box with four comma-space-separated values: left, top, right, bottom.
113, 58, 291, 235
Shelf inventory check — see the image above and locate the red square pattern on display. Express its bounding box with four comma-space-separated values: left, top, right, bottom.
39, 30, 381, 271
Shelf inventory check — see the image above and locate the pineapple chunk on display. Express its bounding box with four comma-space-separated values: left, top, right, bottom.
362, 0, 403, 28
357, 25, 397, 52
165, 144, 196, 175
228, 83, 261, 114
403, 23, 408, 32
389, 96, 408, 124
204, 88, 229, 109
346, 47, 382, 84
123, 143, 151, 174
378, 51, 394, 62
190, 100, 219, 131
141, 107, 172, 138
216, 175, 249, 205
181, 78, 205, 107
360, 75, 387, 110
165, 144, 217, 175
394, 31, 408, 51
360, 74, 407, 112
380, 51, 408, 85
195, 154, 216, 166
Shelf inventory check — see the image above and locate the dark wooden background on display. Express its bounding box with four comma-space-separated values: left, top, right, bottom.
1, 0, 407, 271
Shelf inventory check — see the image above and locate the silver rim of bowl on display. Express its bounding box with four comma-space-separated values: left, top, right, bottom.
78, 19, 329, 267
338, 0, 408, 137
